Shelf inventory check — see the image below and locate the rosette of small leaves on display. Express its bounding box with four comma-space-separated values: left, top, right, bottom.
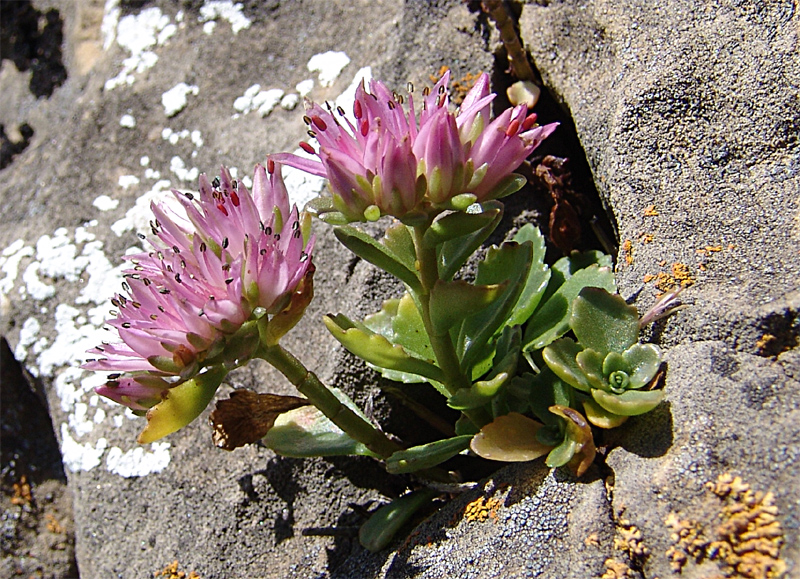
542, 287, 665, 422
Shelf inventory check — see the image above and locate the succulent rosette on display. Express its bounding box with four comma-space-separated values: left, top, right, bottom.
84, 162, 315, 441
273, 70, 558, 222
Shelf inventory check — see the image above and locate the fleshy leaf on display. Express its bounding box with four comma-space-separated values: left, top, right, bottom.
470, 412, 551, 462
359, 489, 438, 552
540, 250, 614, 306
438, 201, 503, 281
263, 404, 375, 457
522, 264, 616, 352
488, 173, 527, 199
582, 398, 628, 429
382, 222, 417, 272
209, 390, 309, 450
506, 224, 550, 329
386, 435, 472, 474
547, 405, 596, 477
571, 287, 640, 355
334, 226, 421, 291
447, 372, 508, 410
423, 210, 501, 248
622, 343, 663, 389
575, 348, 608, 390
138, 366, 227, 443
591, 388, 666, 416
525, 368, 574, 428
324, 314, 445, 383
458, 241, 532, 371
429, 279, 506, 335
542, 338, 592, 392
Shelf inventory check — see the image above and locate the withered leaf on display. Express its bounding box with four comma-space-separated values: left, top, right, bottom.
210, 389, 309, 450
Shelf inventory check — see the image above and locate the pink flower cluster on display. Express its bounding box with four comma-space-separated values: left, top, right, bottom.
84, 162, 314, 411
274, 70, 557, 221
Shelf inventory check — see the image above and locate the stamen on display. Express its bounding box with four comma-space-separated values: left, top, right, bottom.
307, 130, 317, 139
354, 100, 363, 119
422, 86, 430, 96
184, 192, 194, 200
137, 233, 146, 240
199, 242, 207, 252
121, 322, 131, 329
212, 176, 221, 189
336, 106, 346, 116
299, 141, 316, 155
173, 245, 181, 253
303, 115, 312, 125
522, 113, 538, 130
225, 278, 234, 285
222, 237, 229, 249
407, 81, 414, 93
438, 84, 446, 94
231, 191, 240, 206
267, 159, 275, 174
311, 115, 327, 131
264, 226, 272, 236
360, 119, 369, 137
506, 119, 521, 137
217, 203, 229, 216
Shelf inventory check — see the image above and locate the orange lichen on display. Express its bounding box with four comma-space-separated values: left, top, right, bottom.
644, 205, 659, 216
621, 239, 633, 265
615, 518, 650, 560
664, 473, 786, 579
756, 334, 779, 356
640, 233, 654, 244
153, 561, 201, 579
464, 496, 502, 523
643, 274, 656, 283
45, 513, 65, 534
429, 66, 482, 105
11, 475, 32, 506
600, 558, 634, 579
585, 532, 601, 547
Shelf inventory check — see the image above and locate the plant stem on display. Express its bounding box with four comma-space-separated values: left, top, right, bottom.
258, 343, 402, 459
412, 225, 471, 396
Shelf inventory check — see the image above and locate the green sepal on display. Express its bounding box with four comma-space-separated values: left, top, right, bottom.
385, 435, 472, 474
324, 314, 445, 383
447, 372, 508, 410
147, 355, 183, 375
571, 287, 640, 355
438, 201, 503, 281
458, 241, 532, 371
317, 211, 350, 225
359, 489, 438, 552
522, 264, 616, 352
429, 279, 506, 335
263, 392, 377, 458
591, 388, 666, 416
542, 337, 592, 392
334, 226, 421, 291
138, 365, 227, 443
506, 224, 551, 327
423, 210, 502, 248
450, 193, 477, 211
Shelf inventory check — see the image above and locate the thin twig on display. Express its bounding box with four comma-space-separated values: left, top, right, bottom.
482, 0, 536, 82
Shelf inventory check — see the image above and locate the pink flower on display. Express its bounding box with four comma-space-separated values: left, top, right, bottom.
273, 70, 557, 221
84, 162, 315, 412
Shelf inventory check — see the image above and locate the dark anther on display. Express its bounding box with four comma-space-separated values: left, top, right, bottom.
336, 106, 346, 116
173, 245, 180, 253
200, 242, 207, 252
260, 248, 267, 255
212, 176, 221, 188
225, 278, 234, 285
264, 226, 272, 236
307, 130, 317, 139
303, 115, 312, 125
174, 273, 182, 283
422, 86, 430, 96
137, 233, 146, 240
222, 237, 229, 249
407, 81, 414, 93
121, 322, 131, 328
159, 288, 171, 294
184, 192, 194, 200
150, 314, 158, 320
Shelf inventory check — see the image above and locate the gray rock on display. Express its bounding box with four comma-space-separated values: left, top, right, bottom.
1, 0, 798, 578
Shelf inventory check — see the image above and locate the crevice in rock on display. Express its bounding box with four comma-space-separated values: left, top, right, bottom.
755, 308, 799, 357
0, 123, 34, 170
476, 0, 619, 259
0, 0, 67, 98
0, 338, 78, 578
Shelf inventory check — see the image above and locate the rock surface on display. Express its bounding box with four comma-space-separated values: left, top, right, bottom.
0, 0, 797, 578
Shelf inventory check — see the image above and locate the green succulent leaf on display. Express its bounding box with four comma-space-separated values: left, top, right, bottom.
546, 405, 596, 476
522, 264, 616, 352
591, 388, 666, 416
263, 403, 376, 458
334, 226, 421, 291
458, 241, 532, 371
138, 365, 227, 443
470, 412, 551, 462
542, 338, 592, 392
575, 348, 608, 390
487, 173, 528, 199
429, 279, 507, 335
540, 250, 614, 305
324, 314, 445, 383
359, 489, 438, 552
571, 287, 640, 355
382, 222, 417, 272
582, 398, 628, 429
386, 435, 472, 474
506, 224, 551, 328
525, 368, 574, 428
622, 343, 663, 389
447, 372, 508, 410
423, 209, 502, 248
438, 201, 503, 281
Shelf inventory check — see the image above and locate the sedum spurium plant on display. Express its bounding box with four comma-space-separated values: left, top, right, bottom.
86, 69, 672, 551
